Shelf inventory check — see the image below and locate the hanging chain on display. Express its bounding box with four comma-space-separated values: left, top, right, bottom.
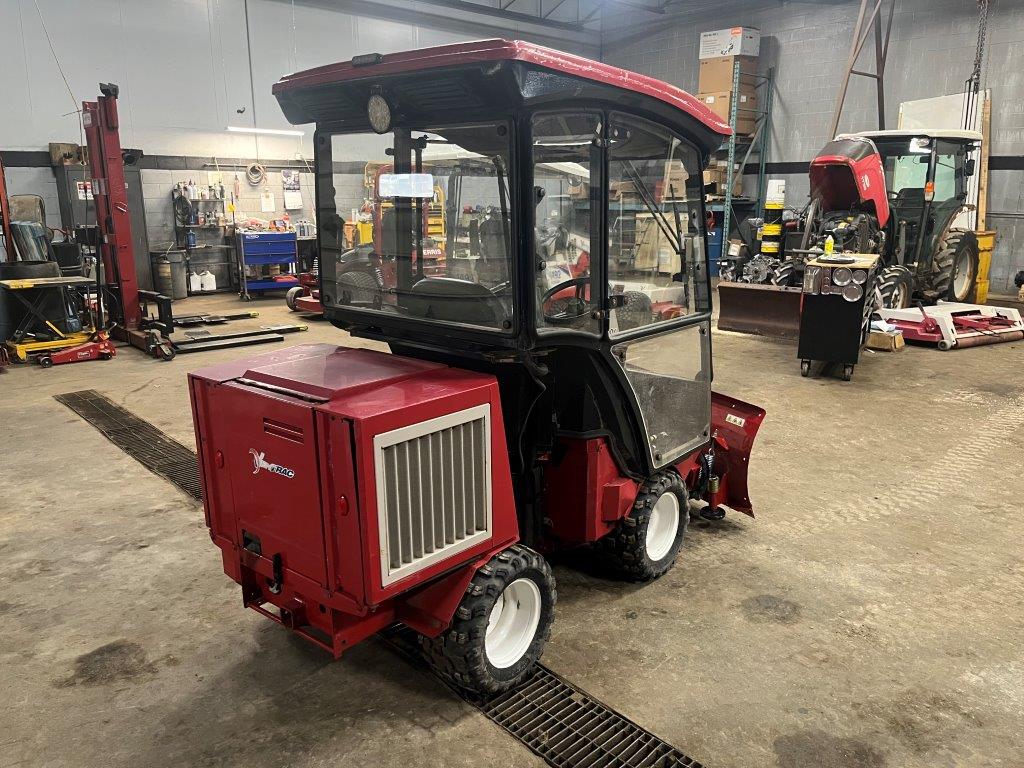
970, 0, 990, 88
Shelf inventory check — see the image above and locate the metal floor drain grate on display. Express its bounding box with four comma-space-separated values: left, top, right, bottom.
480, 668, 703, 768
55, 390, 203, 502
57, 391, 705, 768
383, 629, 704, 768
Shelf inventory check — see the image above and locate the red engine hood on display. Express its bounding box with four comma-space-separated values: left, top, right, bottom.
809, 138, 890, 229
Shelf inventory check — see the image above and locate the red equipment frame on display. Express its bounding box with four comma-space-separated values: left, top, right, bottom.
0, 153, 13, 261
82, 86, 143, 335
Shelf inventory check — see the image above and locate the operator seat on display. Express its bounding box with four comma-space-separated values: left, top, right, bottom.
406, 277, 506, 326
893, 187, 926, 226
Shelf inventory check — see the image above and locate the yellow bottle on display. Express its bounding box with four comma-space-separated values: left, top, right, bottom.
824, 234, 835, 255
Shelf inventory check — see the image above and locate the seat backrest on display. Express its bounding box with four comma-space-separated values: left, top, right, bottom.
894, 187, 925, 222
405, 277, 502, 326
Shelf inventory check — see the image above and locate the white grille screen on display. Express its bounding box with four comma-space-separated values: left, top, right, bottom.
374, 405, 492, 586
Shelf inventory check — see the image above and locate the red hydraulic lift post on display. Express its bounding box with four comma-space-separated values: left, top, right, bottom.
82, 83, 143, 336
0, 153, 14, 261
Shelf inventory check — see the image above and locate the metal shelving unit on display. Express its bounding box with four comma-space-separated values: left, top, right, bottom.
718, 60, 775, 269
171, 190, 237, 295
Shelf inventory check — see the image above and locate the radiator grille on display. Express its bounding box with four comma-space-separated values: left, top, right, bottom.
374, 404, 492, 586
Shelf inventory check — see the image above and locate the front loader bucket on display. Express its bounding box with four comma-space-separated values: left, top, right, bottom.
716, 283, 802, 338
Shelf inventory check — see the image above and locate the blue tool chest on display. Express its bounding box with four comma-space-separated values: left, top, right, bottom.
236, 231, 298, 298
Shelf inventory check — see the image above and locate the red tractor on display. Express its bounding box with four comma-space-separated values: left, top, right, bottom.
190, 40, 764, 695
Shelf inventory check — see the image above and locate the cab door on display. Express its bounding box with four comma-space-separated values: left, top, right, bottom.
602, 112, 713, 470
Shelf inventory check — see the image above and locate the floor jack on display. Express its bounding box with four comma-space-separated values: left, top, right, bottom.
877, 302, 1024, 350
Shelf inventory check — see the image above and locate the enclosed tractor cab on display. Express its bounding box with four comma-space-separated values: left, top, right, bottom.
189, 40, 764, 695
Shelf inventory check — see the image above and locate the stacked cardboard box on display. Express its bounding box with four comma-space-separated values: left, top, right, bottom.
703, 161, 742, 197
697, 27, 760, 136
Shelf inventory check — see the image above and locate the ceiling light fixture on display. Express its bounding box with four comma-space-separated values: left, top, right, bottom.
226, 126, 305, 137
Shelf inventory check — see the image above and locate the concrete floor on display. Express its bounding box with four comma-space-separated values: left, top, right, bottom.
2, 292, 1023, 768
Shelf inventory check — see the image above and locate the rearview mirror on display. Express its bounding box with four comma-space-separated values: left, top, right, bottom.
965, 158, 976, 177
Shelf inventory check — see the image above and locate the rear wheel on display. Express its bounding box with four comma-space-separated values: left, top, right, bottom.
929, 230, 979, 303
419, 545, 555, 694
770, 260, 798, 287
601, 472, 687, 582
876, 265, 914, 309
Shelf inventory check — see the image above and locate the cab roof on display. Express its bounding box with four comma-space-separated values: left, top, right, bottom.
273, 39, 731, 154
843, 129, 983, 143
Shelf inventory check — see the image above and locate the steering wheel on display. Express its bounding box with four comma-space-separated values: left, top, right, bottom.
541, 276, 591, 325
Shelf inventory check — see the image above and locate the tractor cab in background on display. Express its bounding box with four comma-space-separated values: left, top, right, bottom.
191, 40, 764, 695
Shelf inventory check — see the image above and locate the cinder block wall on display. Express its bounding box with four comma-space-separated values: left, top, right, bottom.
602, 0, 1024, 294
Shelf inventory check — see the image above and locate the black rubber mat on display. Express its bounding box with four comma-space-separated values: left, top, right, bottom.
55, 390, 203, 502
57, 390, 704, 768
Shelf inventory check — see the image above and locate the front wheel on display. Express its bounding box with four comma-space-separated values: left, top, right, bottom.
601, 472, 687, 582
419, 544, 555, 694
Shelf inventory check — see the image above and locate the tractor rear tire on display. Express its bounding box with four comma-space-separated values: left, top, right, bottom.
600, 471, 687, 582
770, 259, 798, 287
419, 544, 555, 695
877, 265, 915, 309
928, 230, 979, 303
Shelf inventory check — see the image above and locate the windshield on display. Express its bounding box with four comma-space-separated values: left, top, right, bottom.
316, 123, 513, 332
873, 137, 966, 206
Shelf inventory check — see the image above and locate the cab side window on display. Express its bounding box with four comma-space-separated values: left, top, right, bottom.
607, 114, 709, 336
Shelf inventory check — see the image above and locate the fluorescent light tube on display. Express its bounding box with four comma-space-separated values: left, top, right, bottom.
227, 126, 305, 137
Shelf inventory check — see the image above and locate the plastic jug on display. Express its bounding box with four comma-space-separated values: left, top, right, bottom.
188, 271, 202, 293
199, 270, 217, 292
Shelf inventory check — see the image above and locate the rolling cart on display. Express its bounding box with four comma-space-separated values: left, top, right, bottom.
236, 231, 299, 301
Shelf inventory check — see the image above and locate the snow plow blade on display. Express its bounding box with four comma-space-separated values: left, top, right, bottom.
716, 283, 803, 338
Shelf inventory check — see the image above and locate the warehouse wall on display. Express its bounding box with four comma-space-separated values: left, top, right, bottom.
602, 0, 1024, 295
1, 0, 597, 262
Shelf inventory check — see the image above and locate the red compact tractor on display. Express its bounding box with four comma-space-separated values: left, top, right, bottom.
190, 40, 764, 694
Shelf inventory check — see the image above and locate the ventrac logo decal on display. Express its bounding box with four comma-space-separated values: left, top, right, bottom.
861, 173, 871, 190
249, 449, 296, 479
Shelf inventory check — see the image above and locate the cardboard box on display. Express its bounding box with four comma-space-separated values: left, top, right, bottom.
702, 166, 742, 197
698, 55, 760, 92
865, 330, 905, 352
699, 26, 760, 59
697, 91, 758, 135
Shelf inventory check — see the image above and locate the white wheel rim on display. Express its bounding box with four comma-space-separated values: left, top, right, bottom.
645, 491, 680, 562
895, 282, 909, 308
953, 252, 971, 297
485, 577, 542, 669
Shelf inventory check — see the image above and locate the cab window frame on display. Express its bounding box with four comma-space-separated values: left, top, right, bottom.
312, 117, 520, 340
528, 110, 605, 338
603, 111, 713, 344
